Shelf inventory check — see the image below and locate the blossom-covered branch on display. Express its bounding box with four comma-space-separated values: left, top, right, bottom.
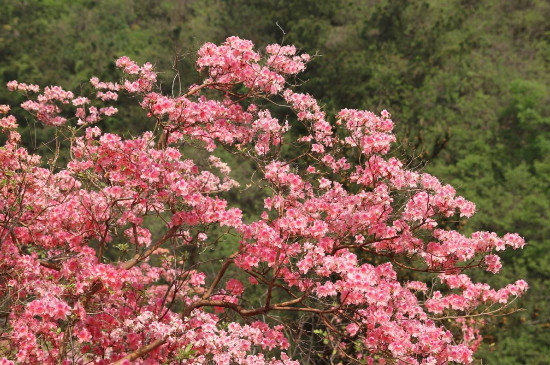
0, 37, 527, 365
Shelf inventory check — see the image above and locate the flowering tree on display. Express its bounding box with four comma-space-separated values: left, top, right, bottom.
0, 37, 527, 364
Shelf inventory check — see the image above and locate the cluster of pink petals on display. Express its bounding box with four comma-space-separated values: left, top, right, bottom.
17, 85, 74, 126
6, 80, 39, 93
115, 58, 157, 93
0, 115, 17, 130
196, 36, 308, 95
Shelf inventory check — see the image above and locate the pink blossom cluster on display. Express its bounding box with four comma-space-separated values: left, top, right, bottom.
425, 274, 528, 313
0, 37, 528, 364
115, 57, 157, 93
18, 85, 74, 126
90, 76, 121, 91
0, 115, 17, 130
265, 44, 310, 75
139, 92, 256, 151
196, 36, 308, 94
6, 80, 40, 93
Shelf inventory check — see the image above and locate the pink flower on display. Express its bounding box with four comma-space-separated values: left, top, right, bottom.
484, 254, 502, 273
0, 104, 10, 114
226, 279, 245, 296
116, 56, 140, 74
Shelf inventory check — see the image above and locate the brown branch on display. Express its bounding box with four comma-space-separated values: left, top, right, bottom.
183, 298, 336, 319
183, 80, 238, 99
39, 260, 61, 271
429, 297, 524, 321
271, 295, 308, 308
122, 225, 180, 270
97, 218, 111, 262
83, 281, 103, 309
201, 252, 238, 300
111, 338, 167, 364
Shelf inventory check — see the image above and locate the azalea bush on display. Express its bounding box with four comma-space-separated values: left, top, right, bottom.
0, 37, 527, 364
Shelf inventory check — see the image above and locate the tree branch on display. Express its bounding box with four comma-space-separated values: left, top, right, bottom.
122, 225, 180, 270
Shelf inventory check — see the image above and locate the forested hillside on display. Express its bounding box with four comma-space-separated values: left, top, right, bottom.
1, 0, 549, 363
